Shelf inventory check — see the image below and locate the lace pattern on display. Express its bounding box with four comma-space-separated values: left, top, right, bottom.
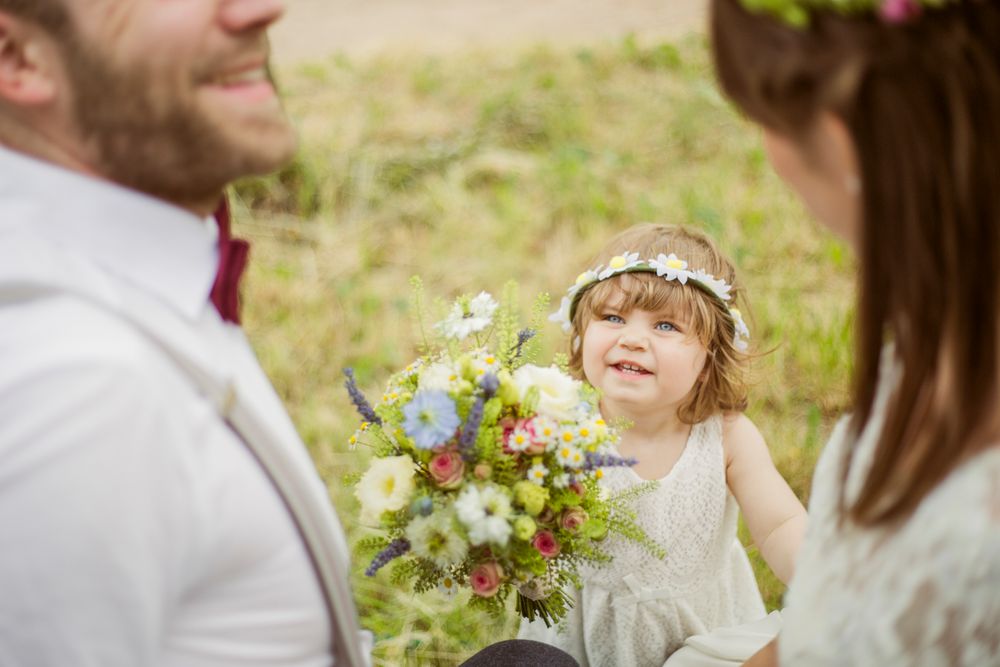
781, 367, 1000, 666
519, 415, 765, 666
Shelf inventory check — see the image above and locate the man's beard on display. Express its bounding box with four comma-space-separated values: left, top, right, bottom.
64, 41, 293, 209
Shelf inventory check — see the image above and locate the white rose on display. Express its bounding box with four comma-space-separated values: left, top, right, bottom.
354, 455, 418, 525
512, 364, 582, 422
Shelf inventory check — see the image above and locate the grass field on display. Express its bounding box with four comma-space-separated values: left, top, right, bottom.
234, 34, 855, 665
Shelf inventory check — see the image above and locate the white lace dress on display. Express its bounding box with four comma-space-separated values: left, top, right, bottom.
518, 414, 767, 666
780, 362, 1000, 665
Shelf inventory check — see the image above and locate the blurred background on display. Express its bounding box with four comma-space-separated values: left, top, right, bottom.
235, 2, 855, 664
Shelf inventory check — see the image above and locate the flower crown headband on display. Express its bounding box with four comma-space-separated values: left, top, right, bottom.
548, 251, 751, 352
741, 0, 951, 26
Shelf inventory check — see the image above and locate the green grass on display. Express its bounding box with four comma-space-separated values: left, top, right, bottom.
234, 34, 855, 665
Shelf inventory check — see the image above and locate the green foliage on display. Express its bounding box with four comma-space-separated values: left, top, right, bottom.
241, 35, 855, 664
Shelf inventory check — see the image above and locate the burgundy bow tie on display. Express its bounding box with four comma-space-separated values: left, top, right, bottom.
210, 197, 249, 324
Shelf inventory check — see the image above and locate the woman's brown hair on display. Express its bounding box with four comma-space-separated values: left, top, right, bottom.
711, 0, 1000, 525
568, 224, 750, 424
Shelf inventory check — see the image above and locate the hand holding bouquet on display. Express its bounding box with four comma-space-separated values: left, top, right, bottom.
345, 283, 659, 625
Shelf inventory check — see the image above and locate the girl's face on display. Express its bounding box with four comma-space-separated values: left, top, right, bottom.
581, 299, 709, 419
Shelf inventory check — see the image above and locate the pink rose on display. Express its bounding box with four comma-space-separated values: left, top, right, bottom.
470, 561, 504, 598
537, 507, 556, 525
532, 530, 561, 559
560, 507, 589, 532
429, 450, 465, 489
569, 481, 587, 499
474, 463, 492, 480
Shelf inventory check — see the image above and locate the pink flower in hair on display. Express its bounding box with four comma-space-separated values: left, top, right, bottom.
880, 0, 922, 24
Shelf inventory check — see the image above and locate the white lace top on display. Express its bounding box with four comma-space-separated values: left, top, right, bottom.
518, 414, 766, 666
781, 362, 1000, 665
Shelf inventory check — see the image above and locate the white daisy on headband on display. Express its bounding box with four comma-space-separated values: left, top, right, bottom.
596, 252, 642, 280
649, 252, 694, 284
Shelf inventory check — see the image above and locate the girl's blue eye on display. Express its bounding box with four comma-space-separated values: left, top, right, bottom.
656, 321, 676, 332
603, 314, 624, 324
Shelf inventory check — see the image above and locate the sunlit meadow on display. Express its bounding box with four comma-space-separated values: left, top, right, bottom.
234, 34, 855, 665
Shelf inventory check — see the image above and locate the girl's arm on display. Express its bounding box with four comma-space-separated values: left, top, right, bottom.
723, 413, 807, 584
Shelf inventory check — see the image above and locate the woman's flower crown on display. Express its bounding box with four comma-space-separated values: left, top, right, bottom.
548, 251, 751, 352
741, 0, 951, 27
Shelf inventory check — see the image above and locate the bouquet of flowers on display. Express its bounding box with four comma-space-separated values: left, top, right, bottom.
344, 281, 660, 625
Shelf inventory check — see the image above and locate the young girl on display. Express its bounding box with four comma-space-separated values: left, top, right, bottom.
518, 223, 806, 666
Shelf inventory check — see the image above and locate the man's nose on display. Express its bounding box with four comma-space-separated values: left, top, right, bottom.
219, 0, 286, 33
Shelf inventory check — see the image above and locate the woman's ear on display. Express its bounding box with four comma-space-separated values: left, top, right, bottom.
0, 14, 59, 106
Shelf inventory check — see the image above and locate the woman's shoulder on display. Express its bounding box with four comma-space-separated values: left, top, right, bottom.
783, 446, 1000, 665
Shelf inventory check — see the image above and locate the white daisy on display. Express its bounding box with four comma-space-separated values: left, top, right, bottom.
471, 351, 501, 377
691, 269, 733, 302
567, 269, 600, 296
435, 292, 498, 341
438, 575, 460, 598
551, 473, 571, 489
508, 426, 533, 453
527, 461, 549, 485
454, 484, 513, 547
531, 416, 560, 450
730, 308, 751, 352
649, 252, 694, 284
548, 295, 573, 334
555, 444, 584, 469
597, 251, 642, 280
405, 512, 468, 569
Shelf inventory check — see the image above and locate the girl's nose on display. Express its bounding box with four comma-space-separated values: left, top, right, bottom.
617, 333, 646, 350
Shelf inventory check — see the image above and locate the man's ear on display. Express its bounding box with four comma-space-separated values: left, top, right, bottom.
0, 14, 59, 106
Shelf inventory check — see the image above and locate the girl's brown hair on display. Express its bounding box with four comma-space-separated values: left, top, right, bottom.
569, 224, 749, 424
711, 0, 1000, 525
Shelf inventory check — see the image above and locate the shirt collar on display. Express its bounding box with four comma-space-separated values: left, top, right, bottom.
0, 144, 219, 321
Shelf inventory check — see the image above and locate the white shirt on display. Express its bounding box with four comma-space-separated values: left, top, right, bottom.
0, 146, 357, 666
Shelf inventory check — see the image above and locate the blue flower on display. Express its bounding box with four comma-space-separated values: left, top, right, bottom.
403, 390, 460, 449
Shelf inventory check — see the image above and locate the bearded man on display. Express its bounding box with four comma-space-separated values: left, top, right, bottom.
0, 1, 370, 664
0, 2, 577, 666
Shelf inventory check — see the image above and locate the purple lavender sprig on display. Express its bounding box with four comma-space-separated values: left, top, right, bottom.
365, 538, 410, 577
479, 372, 500, 399
583, 451, 638, 472
343, 368, 382, 426
509, 328, 537, 361
457, 374, 500, 461
458, 396, 485, 462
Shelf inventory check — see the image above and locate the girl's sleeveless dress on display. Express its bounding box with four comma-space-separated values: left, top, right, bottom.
518, 414, 770, 667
